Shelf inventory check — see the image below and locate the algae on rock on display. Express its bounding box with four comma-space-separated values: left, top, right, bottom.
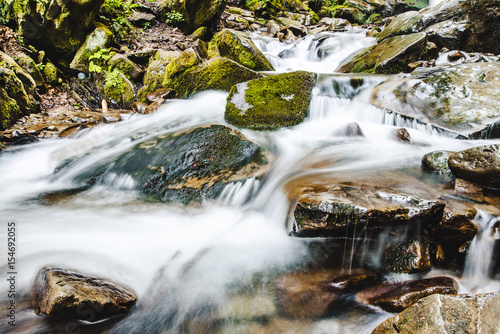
225, 71, 316, 129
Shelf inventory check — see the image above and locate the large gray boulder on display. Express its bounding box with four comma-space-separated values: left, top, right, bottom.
358, 62, 500, 138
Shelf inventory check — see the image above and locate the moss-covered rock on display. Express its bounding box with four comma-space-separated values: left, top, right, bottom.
43, 62, 59, 84
208, 29, 274, 71
164, 57, 263, 98
70, 24, 113, 73
108, 54, 142, 80
103, 69, 135, 108
16, 54, 44, 87
10, 0, 104, 62
421, 150, 454, 177
384, 239, 431, 274
162, 48, 202, 87
137, 49, 180, 102
76, 124, 268, 204
336, 32, 429, 74
190, 26, 209, 41
225, 71, 316, 129
359, 62, 500, 137
161, 0, 226, 34
0, 52, 40, 130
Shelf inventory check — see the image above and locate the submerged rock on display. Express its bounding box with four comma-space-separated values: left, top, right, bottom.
359, 62, 500, 137
357, 276, 458, 313
83, 124, 268, 204
372, 291, 500, 333
448, 144, 500, 190
336, 32, 429, 74
32, 267, 136, 321
275, 269, 378, 319
208, 29, 274, 71
225, 71, 316, 129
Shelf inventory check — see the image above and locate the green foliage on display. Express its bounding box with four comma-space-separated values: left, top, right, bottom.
318, 0, 349, 17
88, 48, 113, 74
165, 11, 185, 25
99, 0, 138, 42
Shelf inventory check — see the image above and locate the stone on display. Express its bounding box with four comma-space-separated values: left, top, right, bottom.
189, 26, 209, 41
288, 177, 444, 237
208, 29, 274, 71
160, 0, 227, 34
127, 11, 155, 26
70, 24, 113, 73
275, 269, 378, 319
32, 267, 136, 321
164, 57, 263, 98
108, 54, 142, 80
225, 71, 316, 129
394, 128, 411, 142
359, 62, 500, 137
336, 32, 429, 74
16, 54, 44, 87
461, 0, 500, 54
448, 144, 500, 189
75, 124, 268, 204
137, 49, 180, 102
383, 239, 431, 273
421, 150, 454, 177
372, 292, 500, 333
103, 69, 136, 108
11, 0, 104, 61
43, 62, 59, 84
357, 276, 458, 313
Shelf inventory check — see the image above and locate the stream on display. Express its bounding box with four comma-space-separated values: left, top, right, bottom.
1, 28, 500, 333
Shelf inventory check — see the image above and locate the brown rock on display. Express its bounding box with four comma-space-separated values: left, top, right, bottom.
357, 276, 458, 313
32, 267, 137, 321
383, 240, 431, 273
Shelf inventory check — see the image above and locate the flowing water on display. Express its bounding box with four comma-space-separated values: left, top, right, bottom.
1, 29, 500, 333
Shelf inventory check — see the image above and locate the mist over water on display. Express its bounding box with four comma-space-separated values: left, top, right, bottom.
1, 29, 499, 333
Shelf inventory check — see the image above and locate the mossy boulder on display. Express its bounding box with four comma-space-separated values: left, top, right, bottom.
225, 71, 316, 129
103, 69, 135, 108
16, 54, 44, 87
70, 24, 113, 73
208, 29, 274, 72
358, 62, 500, 137
421, 150, 454, 177
160, 0, 226, 34
137, 49, 180, 102
108, 54, 142, 80
336, 32, 429, 74
161, 48, 202, 88
43, 62, 59, 84
0, 52, 40, 130
10, 0, 104, 62
383, 239, 431, 274
164, 57, 263, 98
78, 124, 268, 204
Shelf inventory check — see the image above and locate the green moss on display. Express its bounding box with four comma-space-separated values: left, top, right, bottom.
104, 68, 135, 107
225, 71, 317, 129
168, 57, 263, 98
162, 48, 202, 87
43, 62, 58, 84
208, 29, 274, 71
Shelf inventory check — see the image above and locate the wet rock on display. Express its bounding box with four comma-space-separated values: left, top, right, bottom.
275, 269, 378, 319
336, 33, 429, 74
334, 122, 365, 137
70, 24, 114, 73
394, 128, 411, 142
421, 150, 454, 177
279, 17, 307, 37
448, 144, 500, 190
218, 293, 277, 321
267, 20, 280, 35
383, 239, 431, 273
160, 0, 227, 34
461, 0, 500, 54
372, 291, 500, 333
32, 267, 136, 321
357, 276, 458, 313
438, 200, 478, 246
164, 57, 263, 98
318, 18, 352, 32
208, 29, 274, 71
289, 178, 444, 237
78, 124, 268, 204
225, 71, 316, 129
359, 63, 500, 137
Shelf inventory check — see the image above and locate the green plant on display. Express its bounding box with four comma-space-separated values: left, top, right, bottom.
88, 48, 113, 74
165, 11, 185, 25
36, 63, 45, 72
99, 0, 138, 42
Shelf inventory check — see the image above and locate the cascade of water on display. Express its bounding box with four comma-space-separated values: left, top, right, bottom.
463, 212, 500, 291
